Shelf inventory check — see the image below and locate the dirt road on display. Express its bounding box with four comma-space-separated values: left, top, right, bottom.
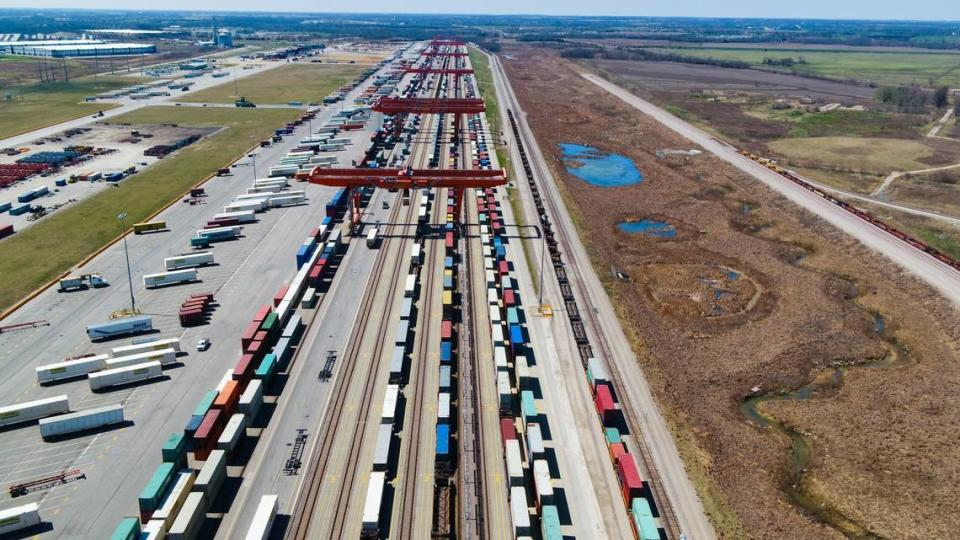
582, 72, 960, 307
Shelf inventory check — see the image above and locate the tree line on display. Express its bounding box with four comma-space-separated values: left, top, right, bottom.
875, 85, 951, 112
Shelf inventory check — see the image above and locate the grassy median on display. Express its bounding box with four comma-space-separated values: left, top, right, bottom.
0, 106, 298, 313
0, 77, 140, 140
179, 63, 365, 105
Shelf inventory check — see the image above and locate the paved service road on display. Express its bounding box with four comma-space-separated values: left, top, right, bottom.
491, 54, 717, 540
582, 73, 960, 307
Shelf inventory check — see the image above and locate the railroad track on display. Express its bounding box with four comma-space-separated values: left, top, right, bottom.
503, 98, 683, 540
284, 194, 411, 540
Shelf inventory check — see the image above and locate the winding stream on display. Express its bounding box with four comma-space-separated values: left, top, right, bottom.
741, 297, 909, 539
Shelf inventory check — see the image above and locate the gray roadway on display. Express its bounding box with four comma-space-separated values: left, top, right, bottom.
0, 53, 398, 538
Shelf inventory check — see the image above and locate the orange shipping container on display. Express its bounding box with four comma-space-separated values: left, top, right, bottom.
213, 380, 241, 416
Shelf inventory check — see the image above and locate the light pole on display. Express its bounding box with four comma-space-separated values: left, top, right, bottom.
538, 224, 546, 309
117, 213, 136, 313
249, 153, 257, 179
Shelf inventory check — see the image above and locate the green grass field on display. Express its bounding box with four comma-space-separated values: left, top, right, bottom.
0, 106, 298, 313
654, 47, 960, 87
0, 78, 140, 140
179, 63, 365, 105
768, 136, 938, 174
469, 47, 502, 135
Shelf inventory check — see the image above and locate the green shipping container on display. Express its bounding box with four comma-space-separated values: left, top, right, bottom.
255, 353, 277, 382
192, 390, 219, 418
605, 427, 622, 445
631, 497, 661, 540
541, 505, 562, 540
161, 432, 187, 464
110, 517, 141, 540
138, 462, 175, 513
261, 312, 279, 338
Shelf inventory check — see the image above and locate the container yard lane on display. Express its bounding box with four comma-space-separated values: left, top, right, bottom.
0, 48, 404, 539
490, 51, 717, 540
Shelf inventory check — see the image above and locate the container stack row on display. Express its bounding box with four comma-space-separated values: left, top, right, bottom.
506, 108, 666, 540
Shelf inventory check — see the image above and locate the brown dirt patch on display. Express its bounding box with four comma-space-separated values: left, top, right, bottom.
503, 45, 960, 539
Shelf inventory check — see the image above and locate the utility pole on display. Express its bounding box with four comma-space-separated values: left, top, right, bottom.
538, 225, 546, 309
117, 213, 136, 313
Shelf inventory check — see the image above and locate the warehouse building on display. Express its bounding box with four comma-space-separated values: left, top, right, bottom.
4, 41, 156, 58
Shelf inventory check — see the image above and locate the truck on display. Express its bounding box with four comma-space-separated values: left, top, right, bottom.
58, 274, 109, 292
235, 97, 256, 108
143, 269, 198, 289
86, 315, 153, 341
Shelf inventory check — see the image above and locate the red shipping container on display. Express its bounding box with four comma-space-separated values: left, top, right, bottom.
0, 224, 13, 240
444, 232, 454, 251
503, 289, 516, 307
254, 330, 268, 343
274, 285, 289, 307
309, 227, 320, 240
595, 383, 616, 424
193, 408, 224, 461
308, 265, 323, 287
213, 380, 241, 416
190, 292, 214, 302
440, 320, 452, 340
233, 353, 255, 383
498, 260, 509, 276
253, 305, 271, 324
609, 442, 626, 463
241, 321, 260, 349
616, 453, 644, 503
500, 418, 516, 449
246, 340, 265, 362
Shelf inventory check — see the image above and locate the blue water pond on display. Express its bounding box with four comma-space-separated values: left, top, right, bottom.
617, 219, 677, 238
560, 143, 643, 187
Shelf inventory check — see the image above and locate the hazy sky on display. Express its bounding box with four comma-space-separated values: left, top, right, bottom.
1, 0, 958, 21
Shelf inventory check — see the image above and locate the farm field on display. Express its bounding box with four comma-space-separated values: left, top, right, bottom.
0, 106, 298, 312
0, 77, 140, 140
503, 45, 960, 540
178, 62, 365, 104
649, 46, 960, 87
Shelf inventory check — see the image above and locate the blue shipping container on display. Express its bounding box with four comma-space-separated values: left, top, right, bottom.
0, 201, 11, 213
296, 244, 312, 269
509, 325, 524, 348
9, 203, 31, 215
440, 341, 452, 364
436, 424, 450, 458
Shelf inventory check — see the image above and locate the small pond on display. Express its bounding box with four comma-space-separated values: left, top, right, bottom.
617, 219, 676, 238
560, 143, 643, 187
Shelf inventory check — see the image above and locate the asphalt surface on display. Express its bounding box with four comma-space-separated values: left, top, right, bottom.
0, 58, 389, 538
583, 72, 960, 307
492, 54, 717, 540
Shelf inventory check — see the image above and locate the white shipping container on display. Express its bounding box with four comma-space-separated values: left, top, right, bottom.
38, 404, 124, 439
141, 520, 167, 540
36, 354, 109, 383
88, 361, 162, 391
152, 470, 195, 529
0, 502, 41, 535
193, 449, 226, 497
212, 210, 257, 224
106, 348, 177, 369
143, 269, 198, 289
254, 178, 288, 187
494, 346, 508, 372
244, 495, 278, 540
505, 439, 524, 487
164, 252, 214, 271
487, 287, 499, 305
167, 491, 205, 540
0, 395, 70, 427
239, 379, 263, 418
404, 274, 417, 297
246, 185, 283, 194
510, 486, 532, 535
216, 413, 247, 454
269, 194, 306, 207
216, 369, 233, 393
225, 200, 266, 213
361, 472, 386, 534
437, 393, 450, 423
381, 384, 399, 424
533, 459, 554, 506
235, 193, 272, 202
527, 423, 545, 460
113, 337, 181, 356
198, 226, 241, 239
373, 424, 392, 471
489, 304, 502, 325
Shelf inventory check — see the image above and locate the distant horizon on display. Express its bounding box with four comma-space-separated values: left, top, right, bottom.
0, 3, 957, 23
